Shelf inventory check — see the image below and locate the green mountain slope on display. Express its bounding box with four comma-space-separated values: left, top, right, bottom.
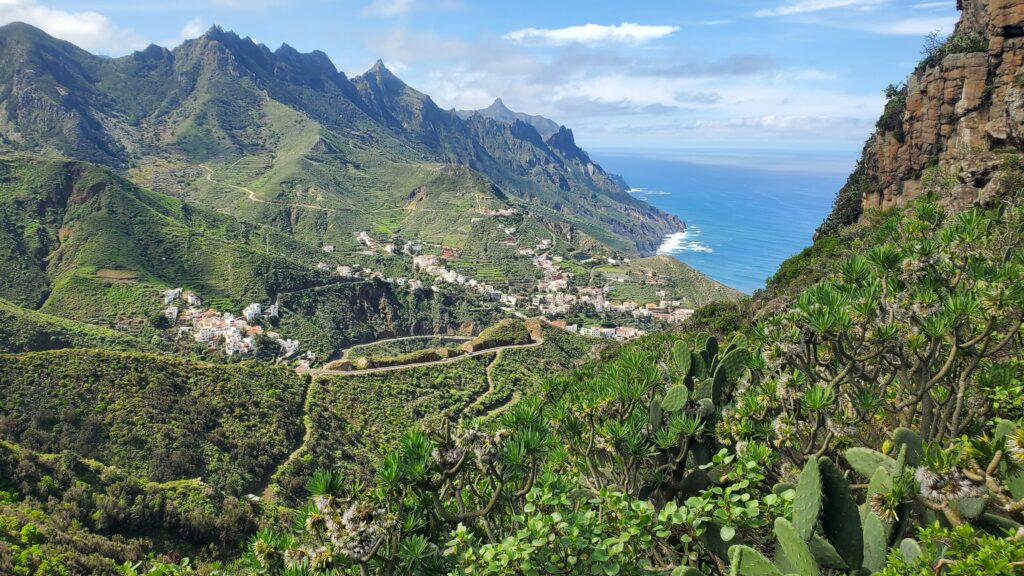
0, 297, 149, 353
0, 155, 325, 321
0, 23, 683, 258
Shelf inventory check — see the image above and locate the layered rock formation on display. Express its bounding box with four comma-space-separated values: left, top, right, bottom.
859, 0, 1024, 212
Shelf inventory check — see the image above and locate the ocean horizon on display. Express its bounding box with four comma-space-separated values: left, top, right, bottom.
594, 149, 855, 294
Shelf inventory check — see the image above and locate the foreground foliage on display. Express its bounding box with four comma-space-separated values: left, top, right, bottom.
240, 194, 1024, 575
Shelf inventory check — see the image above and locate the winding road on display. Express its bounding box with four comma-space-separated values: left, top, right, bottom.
340, 334, 473, 360
199, 164, 342, 214
308, 339, 543, 376
256, 338, 545, 501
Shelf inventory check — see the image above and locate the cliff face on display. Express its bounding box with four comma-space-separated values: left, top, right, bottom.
860, 0, 1024, 213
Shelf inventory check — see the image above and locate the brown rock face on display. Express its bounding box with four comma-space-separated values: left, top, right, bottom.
861, 0, 1024, 212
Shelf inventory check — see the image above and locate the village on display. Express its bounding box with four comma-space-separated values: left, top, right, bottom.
318, 225, 696, 343
160, 288, 306, 362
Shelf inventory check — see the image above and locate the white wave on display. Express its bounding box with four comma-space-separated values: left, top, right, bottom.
657, 229, 712, 254
629, 187, 671, 196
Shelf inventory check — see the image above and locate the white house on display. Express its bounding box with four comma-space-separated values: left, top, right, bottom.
243, 303, 261, 323
162, 288, 182, 304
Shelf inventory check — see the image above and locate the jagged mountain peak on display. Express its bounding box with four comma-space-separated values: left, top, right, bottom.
546, 126, 589, 163
366, 59, 400, 79
458, 97, 561, 140
487, 97, 509, 111
0, 21, 684, 255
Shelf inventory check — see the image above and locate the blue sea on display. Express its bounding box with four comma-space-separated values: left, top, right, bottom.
595, 150, 856, 295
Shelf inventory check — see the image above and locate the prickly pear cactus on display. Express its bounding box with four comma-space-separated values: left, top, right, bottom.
728, 545, 783, 576
649, 399, 663, 429
774, 518, 821, 576
792, 458, 822, 541
898, 538, 922, 564
843, 447, 896, 478
662, 385, 689, 412
719, 346, 750, 383
818, 457, 864, 571
670, 341, 692, 378
891, 428, 923, 467
862, 512, 887, 573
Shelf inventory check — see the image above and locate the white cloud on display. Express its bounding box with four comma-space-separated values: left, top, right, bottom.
363, 0, 415, 17
755, 0, 885, 18
911, 1, 950, 8
865, 16, 958, 35
159, 17, 206, 47
502, 23, 679, 46
367, 27, 881, 150
0, 0, 146, 53
179, 17, 206, 39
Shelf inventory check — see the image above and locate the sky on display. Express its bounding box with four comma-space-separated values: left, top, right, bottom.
2, 0, 961, 155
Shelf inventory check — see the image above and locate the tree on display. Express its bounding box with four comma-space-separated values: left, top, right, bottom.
149, 312, 171, 330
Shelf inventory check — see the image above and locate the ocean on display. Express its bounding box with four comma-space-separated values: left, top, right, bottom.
595, 150, 855, 295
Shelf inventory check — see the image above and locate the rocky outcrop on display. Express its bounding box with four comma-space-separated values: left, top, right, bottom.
860, 0, 1024, 213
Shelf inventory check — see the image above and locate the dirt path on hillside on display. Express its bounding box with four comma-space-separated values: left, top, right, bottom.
309, 339, 543, 376
255, 376, 315, 501
199, 164, 341, 214
340, 334, 473, 360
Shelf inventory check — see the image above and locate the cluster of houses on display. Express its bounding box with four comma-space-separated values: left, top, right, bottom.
479, 207, 518, 217
307, 228, 695, 345
413, 254, 520, 308
161, 288, 300, 358
602, 297, 696, 323
547, 320, 646, 341
356, 232, 396, 255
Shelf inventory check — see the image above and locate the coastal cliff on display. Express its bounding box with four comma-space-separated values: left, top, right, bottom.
819, 0, 1024, 235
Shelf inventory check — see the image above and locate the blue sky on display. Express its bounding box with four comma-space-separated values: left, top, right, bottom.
5, 0, 959, 155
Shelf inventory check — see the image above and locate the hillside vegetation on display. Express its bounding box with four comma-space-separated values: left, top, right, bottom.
245, 184, 1024, 576
0, 297, 149, 353
0, 156, 325, 319
233, 2, 1024, 571
0, 349, 306, 495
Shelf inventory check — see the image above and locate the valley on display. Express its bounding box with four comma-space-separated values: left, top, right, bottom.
0, 1, 1023, 574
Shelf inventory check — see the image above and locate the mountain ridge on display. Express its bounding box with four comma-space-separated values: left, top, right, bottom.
456, 97, 562, 140
0, 22, 684, 256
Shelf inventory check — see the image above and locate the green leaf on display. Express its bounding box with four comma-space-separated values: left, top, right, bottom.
720, 525, 736, 542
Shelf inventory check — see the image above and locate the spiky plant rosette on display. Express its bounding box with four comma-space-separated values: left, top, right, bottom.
1006, 427, 1024, 466
915, 467, 985, 503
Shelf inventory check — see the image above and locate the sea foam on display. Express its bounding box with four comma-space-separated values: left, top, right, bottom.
657, 226, 712, 254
